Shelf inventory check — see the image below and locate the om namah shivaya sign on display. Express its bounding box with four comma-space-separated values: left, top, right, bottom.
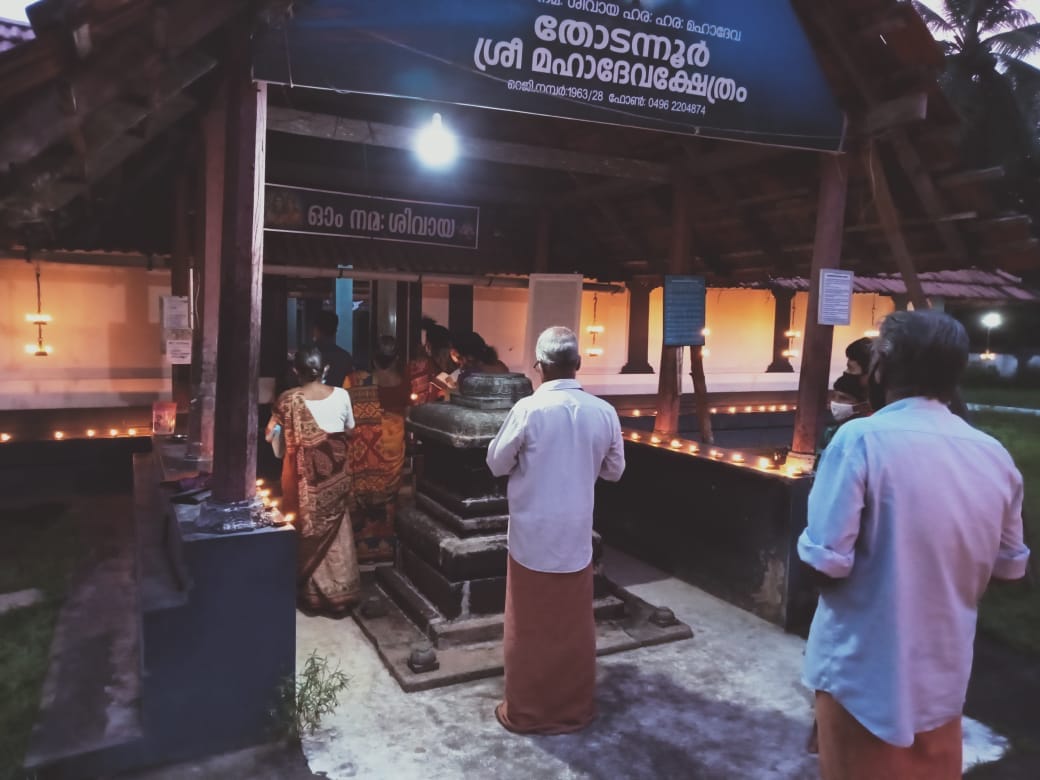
264, 184, 480, 249
254, 0, 845, 151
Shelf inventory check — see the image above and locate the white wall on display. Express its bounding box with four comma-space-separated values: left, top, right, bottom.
419, 282, 895, 395
0, 259, 172, 409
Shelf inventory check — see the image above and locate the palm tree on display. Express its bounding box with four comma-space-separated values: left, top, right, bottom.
909, 0, 1040, 170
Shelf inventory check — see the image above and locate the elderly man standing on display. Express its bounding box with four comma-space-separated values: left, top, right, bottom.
486, 326, 625, 734
799, 310, 1031, 779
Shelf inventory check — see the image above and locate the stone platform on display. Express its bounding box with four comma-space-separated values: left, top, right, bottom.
358, 372, 692, 691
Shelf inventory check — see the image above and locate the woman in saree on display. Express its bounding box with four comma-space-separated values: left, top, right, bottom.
343, 336, 410, 563
266, 345, 361, 616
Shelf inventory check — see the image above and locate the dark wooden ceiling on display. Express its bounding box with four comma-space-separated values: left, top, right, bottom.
0, 0, 1036, 284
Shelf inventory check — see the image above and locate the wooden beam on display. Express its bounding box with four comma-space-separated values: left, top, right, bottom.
267, 106, 673, 182
705, 171, 794, 273
937, 167, 1005, 187
791, 154, 849, 458
859, 92, 928, 136
688, 346, 714, 444
209, 49, 266, 507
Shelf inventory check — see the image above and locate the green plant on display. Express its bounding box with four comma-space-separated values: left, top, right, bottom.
271, 652, 349, 741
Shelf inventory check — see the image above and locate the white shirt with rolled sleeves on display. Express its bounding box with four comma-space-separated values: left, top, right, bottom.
486, 379, 626, 573
799, 396, 1030, 747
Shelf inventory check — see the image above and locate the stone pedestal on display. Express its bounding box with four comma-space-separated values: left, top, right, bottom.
354, 372, 692, 691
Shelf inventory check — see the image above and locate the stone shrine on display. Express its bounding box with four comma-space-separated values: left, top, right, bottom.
354, 372, 692, 691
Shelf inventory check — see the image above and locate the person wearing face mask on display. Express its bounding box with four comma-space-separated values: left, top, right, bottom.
815, 338, 877, 464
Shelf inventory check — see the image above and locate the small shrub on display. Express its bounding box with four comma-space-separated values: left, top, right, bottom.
271, 651, 349, 741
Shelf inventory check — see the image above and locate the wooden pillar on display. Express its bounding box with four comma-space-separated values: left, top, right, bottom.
621, 278, 654, 374
186, 84, 226, 463
791, 154, 849, 458
207, 47, 267, 511
766, 288, 795, 373
171, 168, 193, 412
689, 345, 714, 444
892, 294, 909, 311
448, 285, 473, 335
260, 275, 288, 379
534, 208, 550, 273
654, 180, 692, 436
407, 281, 422, 365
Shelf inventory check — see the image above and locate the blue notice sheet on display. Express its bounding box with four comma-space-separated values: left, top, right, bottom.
663, 275, 706, 347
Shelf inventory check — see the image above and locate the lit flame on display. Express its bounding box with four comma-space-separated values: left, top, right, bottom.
127, 428, 137, 437
650, 435, 661, 444
586, 323, 605, 335
410, 393, 419, 402
632, 409, 641, 417
630, 432, 641, 441
727, 406, 737, 414
256, 478, 265, 487
709, 449, 722, 459
709, 408, 717, 414
585, 346, 604, 357
731, 452, 745, 463
779, 405, 788, 412
769, 405, 777, 412
688, 444, 699, 454
0, 433, 10, 443
53, 431, 64, 440
744, 406, 753, 413
109, 428, 119, 437
757, 457, 772, 469
784, 329, 801, 338
25, 312, 52, 324
86, 429, 96, 438
864, 328, 880, 338
758, 405, 766, 412
701, 327, 711, 337
670, 439, 682, 448
284, 512, 296, 525
701, 348, 710, 358
782, 349, 800, 358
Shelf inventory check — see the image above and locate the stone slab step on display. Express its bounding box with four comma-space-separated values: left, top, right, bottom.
23, 494, 145, 776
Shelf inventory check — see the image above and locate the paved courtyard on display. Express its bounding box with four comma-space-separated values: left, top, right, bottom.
297, 548, 1008, 780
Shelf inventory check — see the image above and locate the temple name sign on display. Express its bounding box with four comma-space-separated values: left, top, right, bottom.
254, 0, 845, 152
264, 184, 480, 249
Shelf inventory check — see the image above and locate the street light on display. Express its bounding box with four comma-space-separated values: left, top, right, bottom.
981, 312, 1002, 360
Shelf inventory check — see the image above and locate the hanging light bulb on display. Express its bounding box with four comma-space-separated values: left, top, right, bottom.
25, 262, 53, 357
585, 293, 605, 357
415, 113, 458, 169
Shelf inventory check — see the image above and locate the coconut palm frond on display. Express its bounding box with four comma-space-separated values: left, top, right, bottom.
980, 7, 1036, 35
983, 24, 1040, 59
909, 0, 954, 33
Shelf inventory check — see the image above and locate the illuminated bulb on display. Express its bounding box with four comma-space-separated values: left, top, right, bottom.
688, 444, 699, 454
415, 112, 458, 169
630, 432, 641, 441
25, 312, 52, 324
731, 452, 745, 463
0, 433, 10, 442
109, 428, 119, 437
86, 429, 96, 438
727, 406, 737, 414
650, 435, 661, 444
864, 328, 880, 338
54, 431, 65, 440
758, 457, 772, 469
670, 439, 682, 449
127, 428, 137, 436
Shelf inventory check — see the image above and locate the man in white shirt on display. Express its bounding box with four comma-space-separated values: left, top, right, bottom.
486, 326, 625, 734
798, 310, 1030, 779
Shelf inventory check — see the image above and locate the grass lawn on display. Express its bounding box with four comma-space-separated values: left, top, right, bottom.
0, 502, 82, 780
972, 412, 1040, 657
962, 383, 1040, 410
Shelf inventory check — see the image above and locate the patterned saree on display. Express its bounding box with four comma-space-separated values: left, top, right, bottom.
345, 374, 408, 563
275, 388, 362, 615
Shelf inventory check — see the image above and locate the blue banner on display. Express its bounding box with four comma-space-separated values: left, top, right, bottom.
663, 275, 706, 347
254, 0, 845, 151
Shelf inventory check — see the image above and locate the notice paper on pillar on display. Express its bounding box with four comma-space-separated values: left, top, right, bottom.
165, 338, 192, 365
663, 275, 707, 346
818, 269, 855, 326
523, 274, 582, 382
160, 295, 191, 329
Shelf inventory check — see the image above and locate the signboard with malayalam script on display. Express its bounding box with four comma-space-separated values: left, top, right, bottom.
264, 184, 480, 249
254, 0, 845, 152
818, 269, 854, 326
663, 275, 706, 346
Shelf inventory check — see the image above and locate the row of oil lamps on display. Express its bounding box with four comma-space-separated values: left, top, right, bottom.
623, 428, 807, 478
0, 428, 148, 443
628, 403, 797, 416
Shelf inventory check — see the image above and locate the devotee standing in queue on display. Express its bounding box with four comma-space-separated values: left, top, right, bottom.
798, 310, 1030, 779
486, 326, 625, 734
266, 345, 361, 616
312, 310, 354, 388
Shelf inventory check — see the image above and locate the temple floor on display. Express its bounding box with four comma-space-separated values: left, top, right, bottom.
297, 547, 1009, 780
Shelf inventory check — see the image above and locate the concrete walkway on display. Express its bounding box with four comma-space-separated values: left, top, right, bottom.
298, 548, 1007, 779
